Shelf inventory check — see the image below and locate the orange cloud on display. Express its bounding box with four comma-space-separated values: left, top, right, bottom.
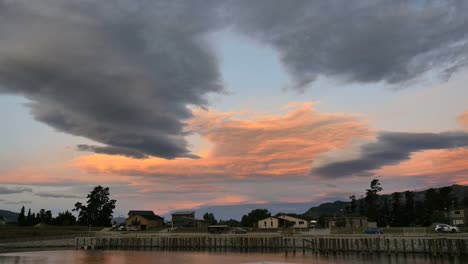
458, 110, 468, 129
74, 102, 372, 179
210, 195, 250, 205
378, 148, 468, 185
0, 162, 135, 185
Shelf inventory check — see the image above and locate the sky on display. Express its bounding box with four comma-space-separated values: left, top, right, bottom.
0, 0, 468, 219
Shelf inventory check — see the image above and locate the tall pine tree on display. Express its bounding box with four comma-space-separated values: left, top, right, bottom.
17, 206, 26, 226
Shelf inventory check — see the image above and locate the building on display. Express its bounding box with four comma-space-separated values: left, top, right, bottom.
126, 210, 164, 231
277, 215, 309, 229
257, 215, 309, 230
324, 216, 368, 228
171, 211, 208, 228
447, 208, 467, 226
258, 217, 280, 229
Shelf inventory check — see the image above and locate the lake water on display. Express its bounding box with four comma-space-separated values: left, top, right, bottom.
0, 250, 466, 264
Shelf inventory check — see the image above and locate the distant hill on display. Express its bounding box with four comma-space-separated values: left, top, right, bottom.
303, 201, 349, 219
0, 209, 18, 223
112, 216, 127, 224
302, 184, 468, 218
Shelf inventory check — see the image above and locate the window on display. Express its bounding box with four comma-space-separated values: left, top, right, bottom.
454, 210, 461, 215
271, 221, 273, 227
453, 219, 464, 225
264, 221, 267, 227
299, 221, 304, 224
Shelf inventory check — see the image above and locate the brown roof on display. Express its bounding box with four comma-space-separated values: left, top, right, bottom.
128, 210, 164, 221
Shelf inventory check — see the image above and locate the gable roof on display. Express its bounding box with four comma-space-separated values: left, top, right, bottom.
128, 210, 164, 221
258, 216, 279, 222
128, 210, 155, 216
277, 214, 307, 221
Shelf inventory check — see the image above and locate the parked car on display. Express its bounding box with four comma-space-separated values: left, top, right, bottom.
435, 224, 459, 233
363, 228, 383, 234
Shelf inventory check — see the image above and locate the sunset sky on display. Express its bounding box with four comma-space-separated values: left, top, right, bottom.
1, 0, 468, 218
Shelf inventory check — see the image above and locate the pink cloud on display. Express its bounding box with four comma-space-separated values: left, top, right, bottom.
458, 110, 468, 129
74, 102, 372, 179
377, 148, 468, 185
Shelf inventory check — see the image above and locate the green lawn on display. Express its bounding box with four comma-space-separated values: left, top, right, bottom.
0, 225, 103, 241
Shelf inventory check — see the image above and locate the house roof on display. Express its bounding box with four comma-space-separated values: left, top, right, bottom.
128, 210, 164, 221
128, 210, 155, 216
258, 216, 279, 222
277, 214, 307, 221
171, 211, 195, 215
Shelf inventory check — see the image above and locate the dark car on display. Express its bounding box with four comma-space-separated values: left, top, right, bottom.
363, 228, 383, 234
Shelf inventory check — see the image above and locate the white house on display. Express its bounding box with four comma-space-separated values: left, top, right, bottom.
258, 217, 280, 229
277, 215, 309, 229
258, 215, 309, 229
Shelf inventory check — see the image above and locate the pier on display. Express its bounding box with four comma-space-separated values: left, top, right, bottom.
76, 234, 468, 256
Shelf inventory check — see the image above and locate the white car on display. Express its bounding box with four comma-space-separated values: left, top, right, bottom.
435, 224, 459, 233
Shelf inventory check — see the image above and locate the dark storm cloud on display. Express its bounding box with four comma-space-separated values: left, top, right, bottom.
311, 131, 468, 178
227, 0, 468, 91
35, 192, 82, 199
1, 1, 468, 159
77, 145, 148, 159
0, 187, 32, 194
0, 0, 224, 159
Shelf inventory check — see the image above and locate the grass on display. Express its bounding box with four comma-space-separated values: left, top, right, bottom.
0, 225, 103, 241
330, 226, 432, 235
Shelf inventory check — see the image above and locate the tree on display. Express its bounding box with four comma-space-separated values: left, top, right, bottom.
74, 186, 116, 226
18, 206, 26, 226
349, 195, 357, 215
378, 196, 391, 227
203, 212, 218, 225
218, 219, 240, 227
365, 179, 382, 222
240, 209, 271, 227
26, 208, 36, 225
390, 192, 403, 227
73, 202, 88, 225
358, 196, 366, 216
423, 188, 440, 226
54, 211, 76, 225
37, 209, 53, 224
403, 191, 415, 226
439, 186, 456, 210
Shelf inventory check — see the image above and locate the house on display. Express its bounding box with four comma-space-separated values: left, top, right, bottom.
171, 211, 208, 228
126, 210, 164, 231
277, 215, 309, 229
258, 217, 281, 229
447, 208, 467, 226
324, 216, 368, 228
257, 215, 309, 230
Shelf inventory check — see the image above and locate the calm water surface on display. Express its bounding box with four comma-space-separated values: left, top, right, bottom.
0, 250, 466, 264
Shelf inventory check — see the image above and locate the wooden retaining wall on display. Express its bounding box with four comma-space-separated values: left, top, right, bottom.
76, 235, 468, 256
